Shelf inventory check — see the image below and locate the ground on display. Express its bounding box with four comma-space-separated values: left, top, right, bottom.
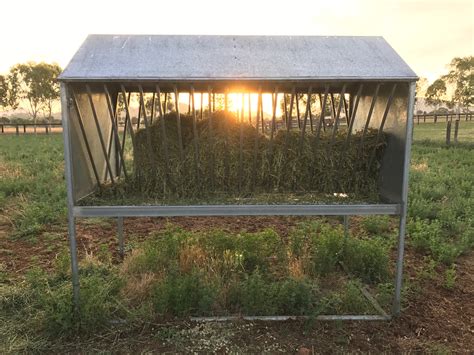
1, 121, 473, 353
2, 216, 473, 353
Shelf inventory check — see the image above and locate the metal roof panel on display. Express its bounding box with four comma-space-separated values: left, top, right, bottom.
59, 35, 417, 81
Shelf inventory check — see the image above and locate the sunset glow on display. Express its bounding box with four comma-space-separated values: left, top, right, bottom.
0, 0, 472, 83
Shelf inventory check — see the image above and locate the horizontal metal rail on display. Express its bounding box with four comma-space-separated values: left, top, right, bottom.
73, 204, 401, 217
191, 315, 391, 322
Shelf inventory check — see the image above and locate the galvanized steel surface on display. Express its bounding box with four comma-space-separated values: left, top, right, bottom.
59, 35, 417, 82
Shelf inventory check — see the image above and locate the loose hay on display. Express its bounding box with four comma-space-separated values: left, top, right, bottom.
129, 110, 386, 201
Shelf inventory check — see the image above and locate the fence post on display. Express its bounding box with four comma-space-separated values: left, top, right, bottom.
23, 124, 26, 133
434, 114, 437, 123
446, 119, 451, 146
454, 119, 459, 144
16, 124, 19, 135
1, 124, 3, 133
45, 125, 49, 134
417, 115, 420, 124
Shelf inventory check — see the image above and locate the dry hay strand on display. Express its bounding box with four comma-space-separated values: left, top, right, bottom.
131, 110, 386, 200
178, 244, 209, 273
121, 272, 157, 305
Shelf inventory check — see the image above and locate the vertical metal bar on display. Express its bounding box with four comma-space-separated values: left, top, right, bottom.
224, 91, 230, 184
86, 84, 115, 184
173, 86, 184, 159
200, 92, 203, 121
136, 93, 142, 131
248, 93, 251, 124
270, 88, 278, 143
111, 90, 122, 177
349, 93, 354, 120
318, 93, 327, 132
70, 88, 102, 187
138, 85, 157, 172
187, 92, 191, 114
163, 92, 168, 115
120, 85, 136, 149
315, 86, 329, 148
309, 94, 314, 133
60, 83, 80, 312
239, 93, 244, 191
330, 93, 337, 121
190, 86, 200, 184
253, 88, 262, 189
343, 94, 350, 126
368, 84, 397, 168
361, 84, 381, 144
119, 91, 130, 159
208, 86, 215, 187
392, 82, 415, 317
150, 92, 156, 125
330, 84, 347, 145
260, 95, 265, 134
299, 87, 312, 149
283, 94, 288, 129
155, 86, 170, 194
104, 122, 115, 181
287, 88, 295, 133
104, 84, 128, 179
295, 93, 301, 128
376, 84, 398, 140
117, 217, 124, 258
345, 84, 363, 146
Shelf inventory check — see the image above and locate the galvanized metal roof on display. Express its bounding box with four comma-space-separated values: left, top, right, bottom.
59, 35, 417, 82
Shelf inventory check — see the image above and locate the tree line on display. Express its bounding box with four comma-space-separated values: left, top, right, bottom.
0, 62, 62, 128
417, 56, 473, 112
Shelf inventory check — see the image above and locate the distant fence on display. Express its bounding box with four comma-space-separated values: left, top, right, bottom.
1, 113, 472, 146
413, 112, 473, 124
0, 123, 63, 135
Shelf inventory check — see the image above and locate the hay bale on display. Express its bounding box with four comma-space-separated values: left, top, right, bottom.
132, 111, 386, 200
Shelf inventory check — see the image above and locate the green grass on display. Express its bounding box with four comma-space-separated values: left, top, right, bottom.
0, 134, 66, 238
413, 120, 474, 143
0, 122, 473, 351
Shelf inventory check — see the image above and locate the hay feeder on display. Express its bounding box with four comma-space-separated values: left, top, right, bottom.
59, 35, 417, 320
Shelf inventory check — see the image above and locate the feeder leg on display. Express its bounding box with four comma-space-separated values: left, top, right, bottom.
67, 214, 80, 312
392, 212, 407, 316
343, 215, 349, 240
117, 217, 124, 258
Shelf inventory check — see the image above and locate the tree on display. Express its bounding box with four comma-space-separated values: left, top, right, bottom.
0, 72, 20, 110
415, 77, 429, 98
6, 70, 20, 110
40, 63, 62, 125
9, 62, 62, 132
442, 56, 474, 111
425, 79, 447, 110
0, 75, 7, 109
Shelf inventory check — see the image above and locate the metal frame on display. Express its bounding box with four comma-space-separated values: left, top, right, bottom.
60, 82, 415, 320
59, 35, 417, 321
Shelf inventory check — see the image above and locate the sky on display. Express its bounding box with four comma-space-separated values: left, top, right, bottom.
1, 0, 473, 82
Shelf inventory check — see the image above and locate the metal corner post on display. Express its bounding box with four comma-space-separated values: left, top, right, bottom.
60, 83, 80, 311
392, 81, 416, 316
